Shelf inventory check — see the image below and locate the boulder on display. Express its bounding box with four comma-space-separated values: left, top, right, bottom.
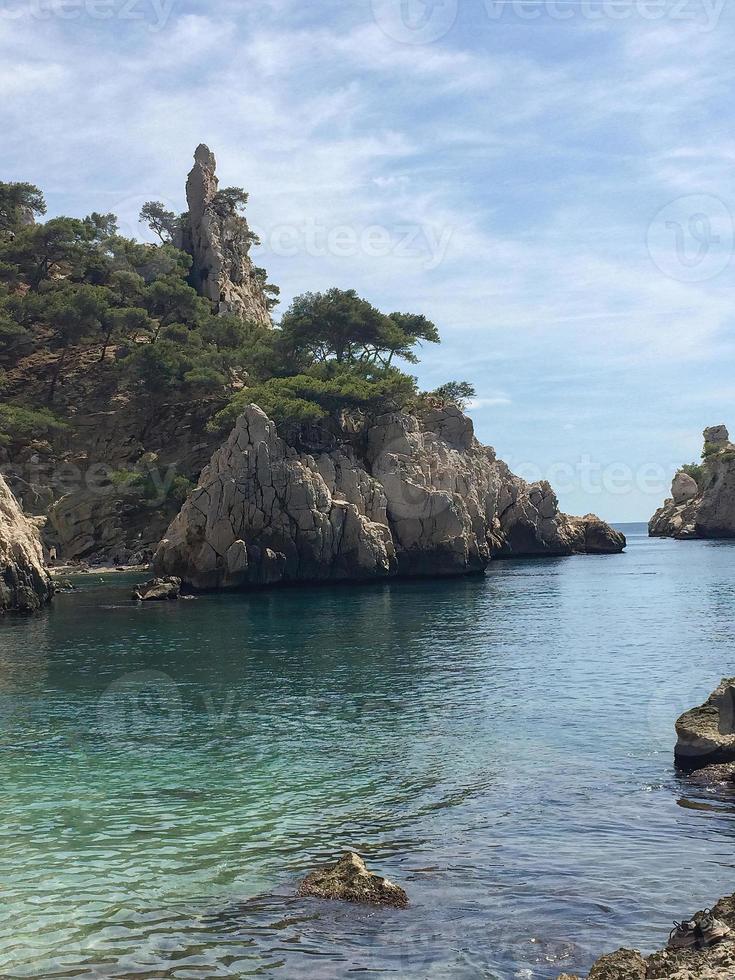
704, 424, 729, 445
0, 474, 53, 614
675, 678, 735, 768
297, 852, 408, 909
153, 405, 625, 590
132, 576, 181, 602
672, 471, 698, 504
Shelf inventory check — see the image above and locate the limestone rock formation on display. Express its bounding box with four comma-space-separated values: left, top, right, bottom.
0, 474, 53, 613
675, 678, 735, 768
559, 891, 735, 979
176, 144, 272, 326
153, 404, 625, 590
650, 425, 735, 539
297, 852, 408, 908
132, 576, 181, 602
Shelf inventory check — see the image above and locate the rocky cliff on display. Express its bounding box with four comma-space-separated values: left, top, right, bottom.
0, 474, 53, 613
650, 425, 735, 539
154, 404, 625, 590
176, 144, 272, 326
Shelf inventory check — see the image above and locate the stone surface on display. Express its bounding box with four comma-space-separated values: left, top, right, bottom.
176, 144, 272, 326
154, 404, 625, 590
685, 762, 735, 785
0, 474, 53, 614
558, 892, 735, 979
675, 678, 735, 768
297, 852, 408, 909
132, 576, 181, 602
650, 425, 735, 539
704, 424, 729, 445
587, 949, 647, 980
671, 471, 698, 504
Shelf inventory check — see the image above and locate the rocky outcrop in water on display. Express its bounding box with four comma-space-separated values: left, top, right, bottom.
0, 474, 53, 614
650, 425, 735, 539
558, 892, 735, 979
176, 144, 272, 326
297, 852, 408, 908
153, 404, 625, 590
675, 678, 735, 769
132, 576, 181, 602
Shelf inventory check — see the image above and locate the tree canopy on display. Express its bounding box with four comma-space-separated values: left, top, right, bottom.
278, 288, 440, 368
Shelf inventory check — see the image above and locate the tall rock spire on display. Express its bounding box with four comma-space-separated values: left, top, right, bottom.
178, 144, 272, 327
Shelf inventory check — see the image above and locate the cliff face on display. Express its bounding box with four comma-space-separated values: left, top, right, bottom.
650, 425, 735, 539
176, 144, 272, 327
153, 405, 625, 590
0, 474, 53, 613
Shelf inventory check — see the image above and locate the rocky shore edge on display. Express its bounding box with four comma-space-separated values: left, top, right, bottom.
154, 403, 624, 592
557, 892, 735, 979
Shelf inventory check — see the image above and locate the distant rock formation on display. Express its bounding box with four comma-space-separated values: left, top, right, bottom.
675, 678, 735, 769
153, 404, 625, 591
0, 474, 53, 613
650, 425, 735, 539
176, 144, 272, 326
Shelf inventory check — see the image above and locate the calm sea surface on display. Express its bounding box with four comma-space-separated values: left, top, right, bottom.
2, 524, 735, 979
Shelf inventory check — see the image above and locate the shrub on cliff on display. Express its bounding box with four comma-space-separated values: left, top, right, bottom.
210, 364, 416, 432
277, 288, 439, 369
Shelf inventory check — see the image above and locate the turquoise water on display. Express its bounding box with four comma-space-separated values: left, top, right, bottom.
2, 524, 735, 979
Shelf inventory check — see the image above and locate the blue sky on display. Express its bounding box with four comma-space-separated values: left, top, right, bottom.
2, 0, 735, 521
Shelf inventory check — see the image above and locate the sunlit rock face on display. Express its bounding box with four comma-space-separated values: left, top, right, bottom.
176, 144, 272, 327
154, 404, 625, 591
650, 424, 735, 540
0, 474, 53, 614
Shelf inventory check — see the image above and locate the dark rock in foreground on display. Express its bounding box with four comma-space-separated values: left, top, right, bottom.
675, 678, 735, 768
297, 852, 408, 909
132, 576, 181, 602
650, 424, 735, 539
154, 404, 625, 591
558, 892, 735, 978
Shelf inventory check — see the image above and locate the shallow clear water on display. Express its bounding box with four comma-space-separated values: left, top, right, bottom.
2, 524, 735, 979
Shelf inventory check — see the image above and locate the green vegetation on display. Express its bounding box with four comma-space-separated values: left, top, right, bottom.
702, 441, 722, 459
681, 462, 705, 487
0, 177, 473, 467
0, 403, 66, 448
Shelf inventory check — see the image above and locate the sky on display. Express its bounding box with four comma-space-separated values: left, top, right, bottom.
2, 0, 735, 521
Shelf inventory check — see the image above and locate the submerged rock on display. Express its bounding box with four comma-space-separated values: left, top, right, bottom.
153, 404, 624, 591
0, 474, 53, 614
297, 852, 408, 909
132, 576, 181, 602
675, 678, 735, 768
650, 424, 735, 539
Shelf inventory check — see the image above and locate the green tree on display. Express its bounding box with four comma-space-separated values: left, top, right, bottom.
139, 202, 179, 243
427, 381, 476, 409
0, 182, 46, 235
212, 187, 249, 216
40, 284, 111, 400
278, 289, 439, 368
